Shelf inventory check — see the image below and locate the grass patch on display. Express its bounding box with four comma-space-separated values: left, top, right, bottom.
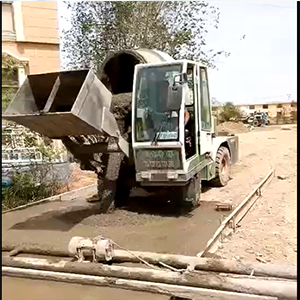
2, 172, 62, 211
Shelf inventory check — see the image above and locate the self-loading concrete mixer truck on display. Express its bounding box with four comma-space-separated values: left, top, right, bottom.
3, 49, 239, 212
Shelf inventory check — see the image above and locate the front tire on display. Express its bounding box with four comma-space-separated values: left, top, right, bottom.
171, 176, 201, 211
211, 146, 231, 187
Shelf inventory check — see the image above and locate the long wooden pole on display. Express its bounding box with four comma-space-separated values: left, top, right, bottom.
2, 242, 296, 280
3, 267, 278, 300
200, 169, 274, 257
2, 256, 296, 300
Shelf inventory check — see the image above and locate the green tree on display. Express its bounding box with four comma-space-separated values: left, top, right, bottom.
62, 1, 230, 70
2, 55, 21, 110
219, 102, 241, 122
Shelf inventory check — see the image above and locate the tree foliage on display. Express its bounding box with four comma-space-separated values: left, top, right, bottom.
2, 55, 22, 110
211, 97, 221, 107
219, 102, 242, 122
2, 123, 69, 211
62, 1, 230, 70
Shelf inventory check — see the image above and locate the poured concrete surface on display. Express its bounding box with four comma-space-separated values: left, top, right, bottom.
2, 277, 168, 300
2, 198, 226, 255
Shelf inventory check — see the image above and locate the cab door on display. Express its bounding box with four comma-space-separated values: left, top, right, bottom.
198, 66, 213, 155
185, 62, 199, 160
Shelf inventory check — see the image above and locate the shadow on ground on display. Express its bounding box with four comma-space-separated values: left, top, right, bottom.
10, 196, 196, 232
9, 181, 220, 232
10, 203, 101, 232
116, 196, 195, 217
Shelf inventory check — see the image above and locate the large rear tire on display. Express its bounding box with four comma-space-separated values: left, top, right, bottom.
210, 146, 231, 187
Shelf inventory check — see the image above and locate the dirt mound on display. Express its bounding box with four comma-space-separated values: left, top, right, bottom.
217, 121, 249, 134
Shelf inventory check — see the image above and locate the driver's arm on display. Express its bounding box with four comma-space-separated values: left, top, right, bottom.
184, 109, 190, 125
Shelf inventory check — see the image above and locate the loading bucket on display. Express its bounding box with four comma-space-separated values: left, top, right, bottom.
3, 69, 120, 139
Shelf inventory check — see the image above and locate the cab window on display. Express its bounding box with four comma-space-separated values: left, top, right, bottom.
199, 67, 211, 130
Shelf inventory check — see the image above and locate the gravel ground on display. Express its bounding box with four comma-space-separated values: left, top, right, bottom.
58, 163, 97, 193
213, 124, 297, 264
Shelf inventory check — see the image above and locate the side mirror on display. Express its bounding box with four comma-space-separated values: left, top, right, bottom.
167, 85, 190, 111
166, 73, 189, 111
167, 84, 182, 111
173, 73, 188, 85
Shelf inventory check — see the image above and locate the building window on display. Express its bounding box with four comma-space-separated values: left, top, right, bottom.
2, 2, 16, 40
249, 105, 255, 109
277, 104, 282, 108
262, 104, 268, 109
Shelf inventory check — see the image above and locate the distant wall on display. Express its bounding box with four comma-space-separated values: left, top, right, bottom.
2, 161, 72, 184
3, 41, 60, 74
213, 102, 297, 125
21, 1, 59, 44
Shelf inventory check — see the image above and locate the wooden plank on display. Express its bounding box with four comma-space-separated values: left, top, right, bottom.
2, 256, 296, 299
2, 243, 296, 280
199, 169, 274, 257
2, 267, 279, 300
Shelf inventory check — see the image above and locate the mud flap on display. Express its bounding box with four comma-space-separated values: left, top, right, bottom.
226, 136, 239, 165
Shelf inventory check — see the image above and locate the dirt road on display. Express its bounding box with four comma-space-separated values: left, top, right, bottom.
214, 124, 297, 264
2, 124, 297, 299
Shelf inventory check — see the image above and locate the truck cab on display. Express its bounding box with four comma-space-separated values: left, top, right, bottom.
132, 60, 239, 207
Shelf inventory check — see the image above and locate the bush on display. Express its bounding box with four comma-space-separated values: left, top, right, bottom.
2, 171, 61, 211
2, 122, 69, 211
218, 102, 242, 123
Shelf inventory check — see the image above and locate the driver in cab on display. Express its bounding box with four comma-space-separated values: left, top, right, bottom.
184, 68, 194, 126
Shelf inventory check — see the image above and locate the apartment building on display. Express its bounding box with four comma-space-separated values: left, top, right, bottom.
2, 1, 67, 162
236, 101, 297, 122
2, 1, 60, 95
213, 100, 297, 124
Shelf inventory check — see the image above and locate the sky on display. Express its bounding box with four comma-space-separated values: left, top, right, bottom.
57, 0, 297, 105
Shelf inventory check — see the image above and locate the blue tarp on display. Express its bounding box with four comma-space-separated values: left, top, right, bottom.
2, 177, 12, 187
